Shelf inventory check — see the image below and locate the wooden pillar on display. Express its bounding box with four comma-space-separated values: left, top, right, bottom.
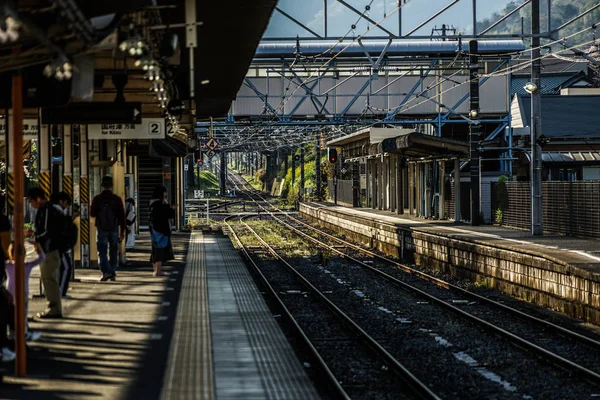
454, 158, 461, 222
377, 156, 383, 210
12, 73, 26, 376
396, 155, 404, 215
371, 158, 377, 209
423, 163, 431, 218
408, 163, 414, 215
364, 158, 370, 207
382, 155, 389, 210
390, 155, 396, 213
440, 160, 446, 219
415, 163, 421, 217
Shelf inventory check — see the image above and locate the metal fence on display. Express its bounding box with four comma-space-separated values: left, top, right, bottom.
491, 181, 600, 239
326, 179, 354, 207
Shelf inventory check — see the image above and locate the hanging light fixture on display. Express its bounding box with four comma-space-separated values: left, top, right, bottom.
119, 23, 145, 56
0, 15, 20, 43
43, 56, 74, 81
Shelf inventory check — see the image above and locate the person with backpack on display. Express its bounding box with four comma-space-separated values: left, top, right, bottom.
90, 176, 126, 282
26, 187, 65, 319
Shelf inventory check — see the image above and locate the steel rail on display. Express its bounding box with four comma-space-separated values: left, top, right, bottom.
230, 173, 600, 383
281, 210, 600, 351
223, 215, 349, 400
231, 170, 600, 350
237, 215, 441, 400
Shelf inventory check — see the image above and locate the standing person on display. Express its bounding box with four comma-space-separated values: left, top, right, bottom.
149, 185, 174, 277
26, 187, 64, 319
0, 237, 14, 361
125, 198, 136, 250
90, 176, 125, 281
0, 195, 10, 259
5, 241, 45, 341
51, 191, 75, 297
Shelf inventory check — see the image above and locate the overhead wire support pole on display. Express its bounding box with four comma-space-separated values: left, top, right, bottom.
468, 40, 480, 226
404, 0, 460, 37
531, 0, 543, 235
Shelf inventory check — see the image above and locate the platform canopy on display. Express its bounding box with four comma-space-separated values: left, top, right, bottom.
0, 0, 277, 120
157, 0, 278, 119
374, 131, 469, 159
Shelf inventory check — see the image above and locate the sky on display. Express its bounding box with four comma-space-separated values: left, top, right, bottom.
263, 0, 521, 39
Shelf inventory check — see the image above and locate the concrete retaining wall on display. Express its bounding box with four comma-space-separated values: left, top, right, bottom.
300, 203, 600, 325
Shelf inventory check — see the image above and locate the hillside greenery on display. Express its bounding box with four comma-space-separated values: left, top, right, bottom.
476, 0, 600, 48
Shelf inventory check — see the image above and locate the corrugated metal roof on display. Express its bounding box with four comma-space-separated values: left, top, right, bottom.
511, 73, 580, 95
543, 152, 600, 163
514, 95, 600, 138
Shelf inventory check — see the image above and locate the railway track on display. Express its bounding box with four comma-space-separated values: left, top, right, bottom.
225, 214, 441, 400
225, 171, 600, 398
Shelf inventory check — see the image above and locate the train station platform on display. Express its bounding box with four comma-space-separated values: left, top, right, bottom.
1, 230, 320, 399
300, 202, 600, 325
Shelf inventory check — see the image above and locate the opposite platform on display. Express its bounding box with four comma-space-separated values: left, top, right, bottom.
301, 202, 600, 325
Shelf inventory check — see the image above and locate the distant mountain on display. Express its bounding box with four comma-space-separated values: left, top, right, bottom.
476, 0, 600, 49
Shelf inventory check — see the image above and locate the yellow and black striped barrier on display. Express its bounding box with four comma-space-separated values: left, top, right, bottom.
6, 172, 13, 211
63, 174, 73, 199
80, 176, 89, 268
39, 171, 51, 200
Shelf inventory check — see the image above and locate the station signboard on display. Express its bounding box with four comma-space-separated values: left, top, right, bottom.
87, 118, 165, 140
0, 119, 39, 140
42, 102, 143, 124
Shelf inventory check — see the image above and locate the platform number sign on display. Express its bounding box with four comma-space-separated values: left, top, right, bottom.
149, 121, 162, 136
166, 122, 175, 136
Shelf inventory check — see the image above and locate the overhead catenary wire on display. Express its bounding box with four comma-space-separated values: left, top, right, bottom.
214, 12, 600, 151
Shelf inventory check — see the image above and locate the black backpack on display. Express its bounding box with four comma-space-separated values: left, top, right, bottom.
96, 196, 118, 231
58, 214, 78, 252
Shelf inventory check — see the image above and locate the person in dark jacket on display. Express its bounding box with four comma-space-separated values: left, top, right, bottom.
149, 185, 174, 276
90, 176, 126, 282
26, 187, 63, 319
51, 191, 75, 297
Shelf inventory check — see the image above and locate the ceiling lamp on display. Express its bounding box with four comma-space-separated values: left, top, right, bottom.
119, 24, 145, 56
43, 57, 73, 81
0, 15, 20, 43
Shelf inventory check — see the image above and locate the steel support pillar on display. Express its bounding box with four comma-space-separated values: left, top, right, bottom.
469, 40, 481, 225
220, 151, 226, 196
531, 0, 543, 235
